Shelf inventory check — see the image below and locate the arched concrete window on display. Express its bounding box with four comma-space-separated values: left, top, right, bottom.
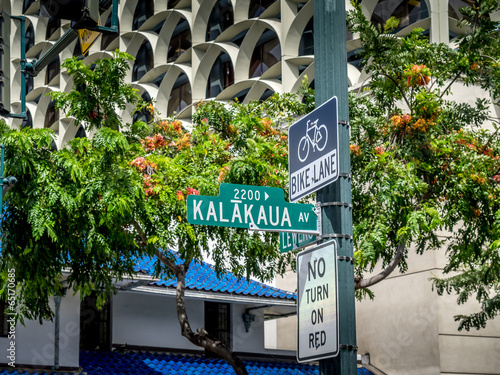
46, 17, 60, 39
299, 18, 313, 56
168, 19, 191, 63
45, 56, 60, 84
74, 125, 87, 138
371, 0, 429, 31
133, 0, 154, 30
133, 92, 153, 124
168, 73, 191, 116
102, 16, 119, 49
207, 52, 234, 98
132, 40, 153, 81
249, 29, 281, 78
21, 109, 32, 129
25, 22, 35, 53
44, 100, 59, 128
206, 0, 233, 41
249, 0, 276, 18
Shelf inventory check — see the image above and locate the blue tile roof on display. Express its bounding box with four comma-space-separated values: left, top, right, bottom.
133, 254, 297, 301
0, 351, 375, 375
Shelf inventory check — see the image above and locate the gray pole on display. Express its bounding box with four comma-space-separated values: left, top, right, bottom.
314, 0, 357, 373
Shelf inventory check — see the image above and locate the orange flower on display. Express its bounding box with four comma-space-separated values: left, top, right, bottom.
176, 191, 185, 200
350, 144, 361, 156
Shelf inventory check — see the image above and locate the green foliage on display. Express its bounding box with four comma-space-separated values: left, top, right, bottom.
0, 60, 308, 322
49, 51, 141, 131
348, 0, 500, 329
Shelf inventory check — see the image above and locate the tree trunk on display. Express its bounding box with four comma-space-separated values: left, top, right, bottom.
354, 242, 406, 290
173, 264, 249, 375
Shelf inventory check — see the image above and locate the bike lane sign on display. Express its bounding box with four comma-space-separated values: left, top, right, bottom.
288, 96, 339, 202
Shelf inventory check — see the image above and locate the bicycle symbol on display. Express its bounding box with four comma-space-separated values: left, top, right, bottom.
298, 119, 328, 162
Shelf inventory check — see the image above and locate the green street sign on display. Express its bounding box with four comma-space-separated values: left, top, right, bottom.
280, 232, 317, 253
187, 183, 319, 234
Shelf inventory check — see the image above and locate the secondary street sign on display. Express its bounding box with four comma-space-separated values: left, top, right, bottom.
280, 232, 316, 253
288, 96, 339, 202
297, 240, 339, 362
187, 183, 319, 234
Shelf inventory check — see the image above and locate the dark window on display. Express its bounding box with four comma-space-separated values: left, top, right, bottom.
23, 0, 35, 14
101, 16, 119, 50
168, 0, 181, 9
249, 29, 281, 78
75, 125, 86, 138
371, 0, 429, 31
259, 89, 274, 101
45, 56, 60, 84
249, 0, 276, 18
207, 53, 234, 98
0, 300, 10, 337
44, 100, 59, 128
449, 0, 474, 20
25, 23, 35, 54
206, 0, 233, 41
168, 73, 191, 116
133, 0, 154, 30
153, 72, 166, 87
153, 20, 165, 34
73, 39, 86, 60
204, 302, 230, 356
230, 29, 248, 47
298, 18, 313, 56
168, 19, 191, 63
80, 294, 111, 351
232, 87, 249, 103
21, 110, 33, 129
347, 48, 363, 69
133, 40, 153, 81
46, 18, 60, 39
133, 91, 153, 124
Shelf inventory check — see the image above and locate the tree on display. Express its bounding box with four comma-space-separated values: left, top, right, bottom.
0, 52, 310, 375
347, 0, 500, 330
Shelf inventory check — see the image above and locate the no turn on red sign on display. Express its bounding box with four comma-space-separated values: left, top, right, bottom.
297, 240, 339, 362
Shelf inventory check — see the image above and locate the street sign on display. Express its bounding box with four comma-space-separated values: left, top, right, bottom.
297, 240, 338, 362
78, 13, 101, 55
280, 232, 316, 253
288, 96, 339, 202
187, 183, 319, 234
78, 27, 101, 55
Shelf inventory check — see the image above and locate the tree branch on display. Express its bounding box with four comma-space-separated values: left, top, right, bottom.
132, 219, 178, 273
174, 265, 249, 375
354, 242, 406, 290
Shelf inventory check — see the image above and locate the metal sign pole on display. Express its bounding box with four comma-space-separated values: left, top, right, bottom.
314, 0, 357, 373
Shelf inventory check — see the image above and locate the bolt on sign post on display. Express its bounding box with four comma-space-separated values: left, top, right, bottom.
297, 241, 339, 362
314, 0, 357, 373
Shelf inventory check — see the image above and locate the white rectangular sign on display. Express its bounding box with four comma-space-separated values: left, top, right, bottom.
297, 240, 339, 362
288, 96, 339, 202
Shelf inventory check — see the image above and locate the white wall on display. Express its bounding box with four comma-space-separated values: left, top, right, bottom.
112, 291, 202, 351
0, 290, 80, 369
